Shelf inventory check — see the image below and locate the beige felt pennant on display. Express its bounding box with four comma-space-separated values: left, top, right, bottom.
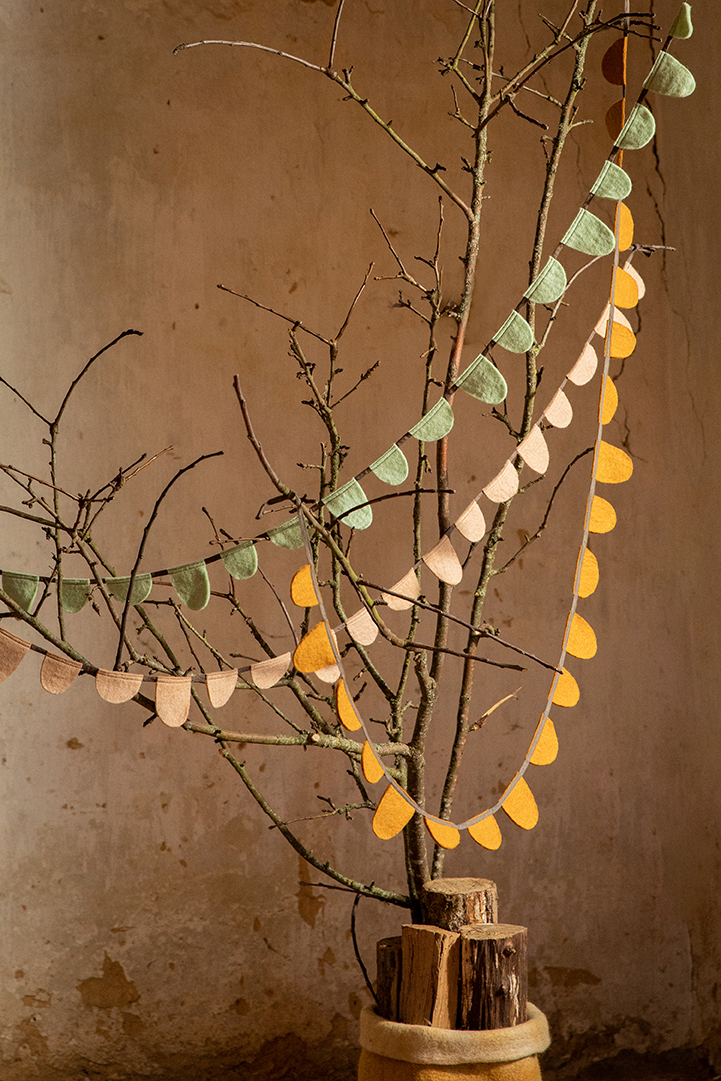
0, 627, 31, 682
601, 37, 625, 85
206, 669, 238, 708
40, 653, 82, 694
594, 304, 633, 337
589, 496, 617, 534
601, 376, 618, 425
517, 425, 549, 474
372, 784, 415, 840
362, 740, 385, 784
95, 669, 144, 704
382, 569, 420, 611
426, 817, 461, 850
502, 776, 539, 830
454, 501, 486, 543
468, 814, 502, 850
613, 268, 640, 309
623, 262, 646, 299
155, 675, 192, 727
567, 614, 597, 659
530, 719, 558, 765
345, 607, 378, 646
293, 622, 338, 673
336, 678, 362, 731
567, 343, 598, 386
552, 668, 580, 708
543, 389, 573, 428
250, 652, 291, 689
482, 460, 519, 503
315, 663, 341, 684
422, 535, 463, 585
597, 442, 633, 483
290, 564, 319, 608
578, 549, 599, 597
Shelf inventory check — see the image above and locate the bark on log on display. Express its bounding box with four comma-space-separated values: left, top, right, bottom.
399, 924, 460, 1028
458, 923, 528, 1030
420, 877, 498, 932
375, 936, 402, 1022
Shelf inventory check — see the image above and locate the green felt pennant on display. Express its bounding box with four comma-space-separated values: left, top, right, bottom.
221, 541, 258, 580
370, 444, 409, 485
494, 310, 534, 353
561, 209, 615, 256
409, 398, 455, 442
670, 2, 693, 38
59, 578, 92, 613
644, 51, 695, 98
524, 257, 567, 304
267, 518, 304, 549
591, 161, 633, 201
2, 571, 40, 612
323, 478, 372, 530
106, 574, 153, 606
456, 354, 508, 405
616, 103, 656, 150
169, 561, 211, 610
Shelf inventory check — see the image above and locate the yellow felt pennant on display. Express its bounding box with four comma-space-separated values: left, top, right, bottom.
426, 817, 461, 850
96, 669, 143, 704
290, 564, 319, 608
613, 268, 640, 309
578, 548, 599, 598
589, 495, 616, 533
601, 376, 618, 424
155, 675, 192, 727
422, 535, 463, 585
567, 613, 597, 659
601, 37, 626, 85
517, 425, 549, 474
454, 501, 486, 543
605, 99, 625, 141
482, 460, 519, 503
250, 652, 291, 689
345, 607, 378, 646
615, 203, 634, 251
372, 784, 415, 840
553, 668, 580, 708
205, 669, 238, 708
597, 442, 633, 483
335, 678, 362, 731
608, 323, 636, 359
362, 740, 385, 784
293, 622, 337, 673
567, 343, 598, 386
0, 627, 31, 682
544, 389, 573, 428
468, 814, 502, 850
40, 653, 82, 694
382, 569, 420, 611
502, 776, 539, 830
530, 719, 558, 765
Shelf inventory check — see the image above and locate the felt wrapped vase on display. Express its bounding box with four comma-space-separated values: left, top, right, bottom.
358, 1002, 550, 1081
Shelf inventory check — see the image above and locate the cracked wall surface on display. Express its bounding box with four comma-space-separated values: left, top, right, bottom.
0, 2, 719, 1078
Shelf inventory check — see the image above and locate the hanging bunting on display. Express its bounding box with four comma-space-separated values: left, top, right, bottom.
220, 541, 258, 581
552, 668, 580, 707
206, 669, 238, 707
426, 817, 461, 850
454, 501, 486, 543
382, 569, 420, 611
594, 303, 633, 337
561, 209, 616, 256
345, 607, 378, 646
422, 535, 463, 585
362, 740, 385, 784
95, 668, 144, 704
601, 376, 618, 425
615, 203, 634, 252
2, 571, 39, 612
372, 784, 416, 839
591, 160, 633, 201
250, 652, 291, 689
612, 268, 640, 309
517, 426, 549, 474
0, 627, 30, 682
567, 343, 598, 386
644, 51, 696, 97
589, 496, 616, 534
597, 442, 633, 483
267, 518, 304, 549
169, 561, 210, 611
455, 354, 508, 404
524, 257, 567, 305
315, 662, 340, 684
336, 678, 362, 731
624, 262, 645, 299
482, 460, 519, 503
670, 2, 693, 38
578, 549, 599, 598
468, 815, 502, 850
501, 776, 539, 830
155, 674, 192, 727
566, 614, 598, 660
323, 478, 373, 530
409, 398, 455, 442
530, 719, 558, 765
293, 621, 338, 674
544, 389, 573, 428
370, 444, 409, 485
290, 564, 319, 608
59, 579, 92, 614
106, 574, 153, 606
616, 103, 656, 150
494, 310, 535, 354
40, 653, 83, 694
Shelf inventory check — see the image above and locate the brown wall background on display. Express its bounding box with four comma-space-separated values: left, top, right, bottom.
0, 2, 718, 1079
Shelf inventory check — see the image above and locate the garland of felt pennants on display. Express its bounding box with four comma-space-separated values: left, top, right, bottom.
0, 6, 695, 842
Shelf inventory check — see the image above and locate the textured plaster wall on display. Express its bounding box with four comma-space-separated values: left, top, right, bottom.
0, 1, 718, 1079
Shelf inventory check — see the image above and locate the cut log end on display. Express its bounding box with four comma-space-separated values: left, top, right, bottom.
420, 877, 499, 932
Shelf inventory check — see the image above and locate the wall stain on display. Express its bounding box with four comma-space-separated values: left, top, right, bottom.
544, 966, 602, 990
296, 856, 325, 928
76, 953, 139, 1009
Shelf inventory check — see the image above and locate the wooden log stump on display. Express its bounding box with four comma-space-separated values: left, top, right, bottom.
375, 936, 402, 1021
459, 923, 528, 1030
420, 877, 498, 932
399, 924, 460, 1028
